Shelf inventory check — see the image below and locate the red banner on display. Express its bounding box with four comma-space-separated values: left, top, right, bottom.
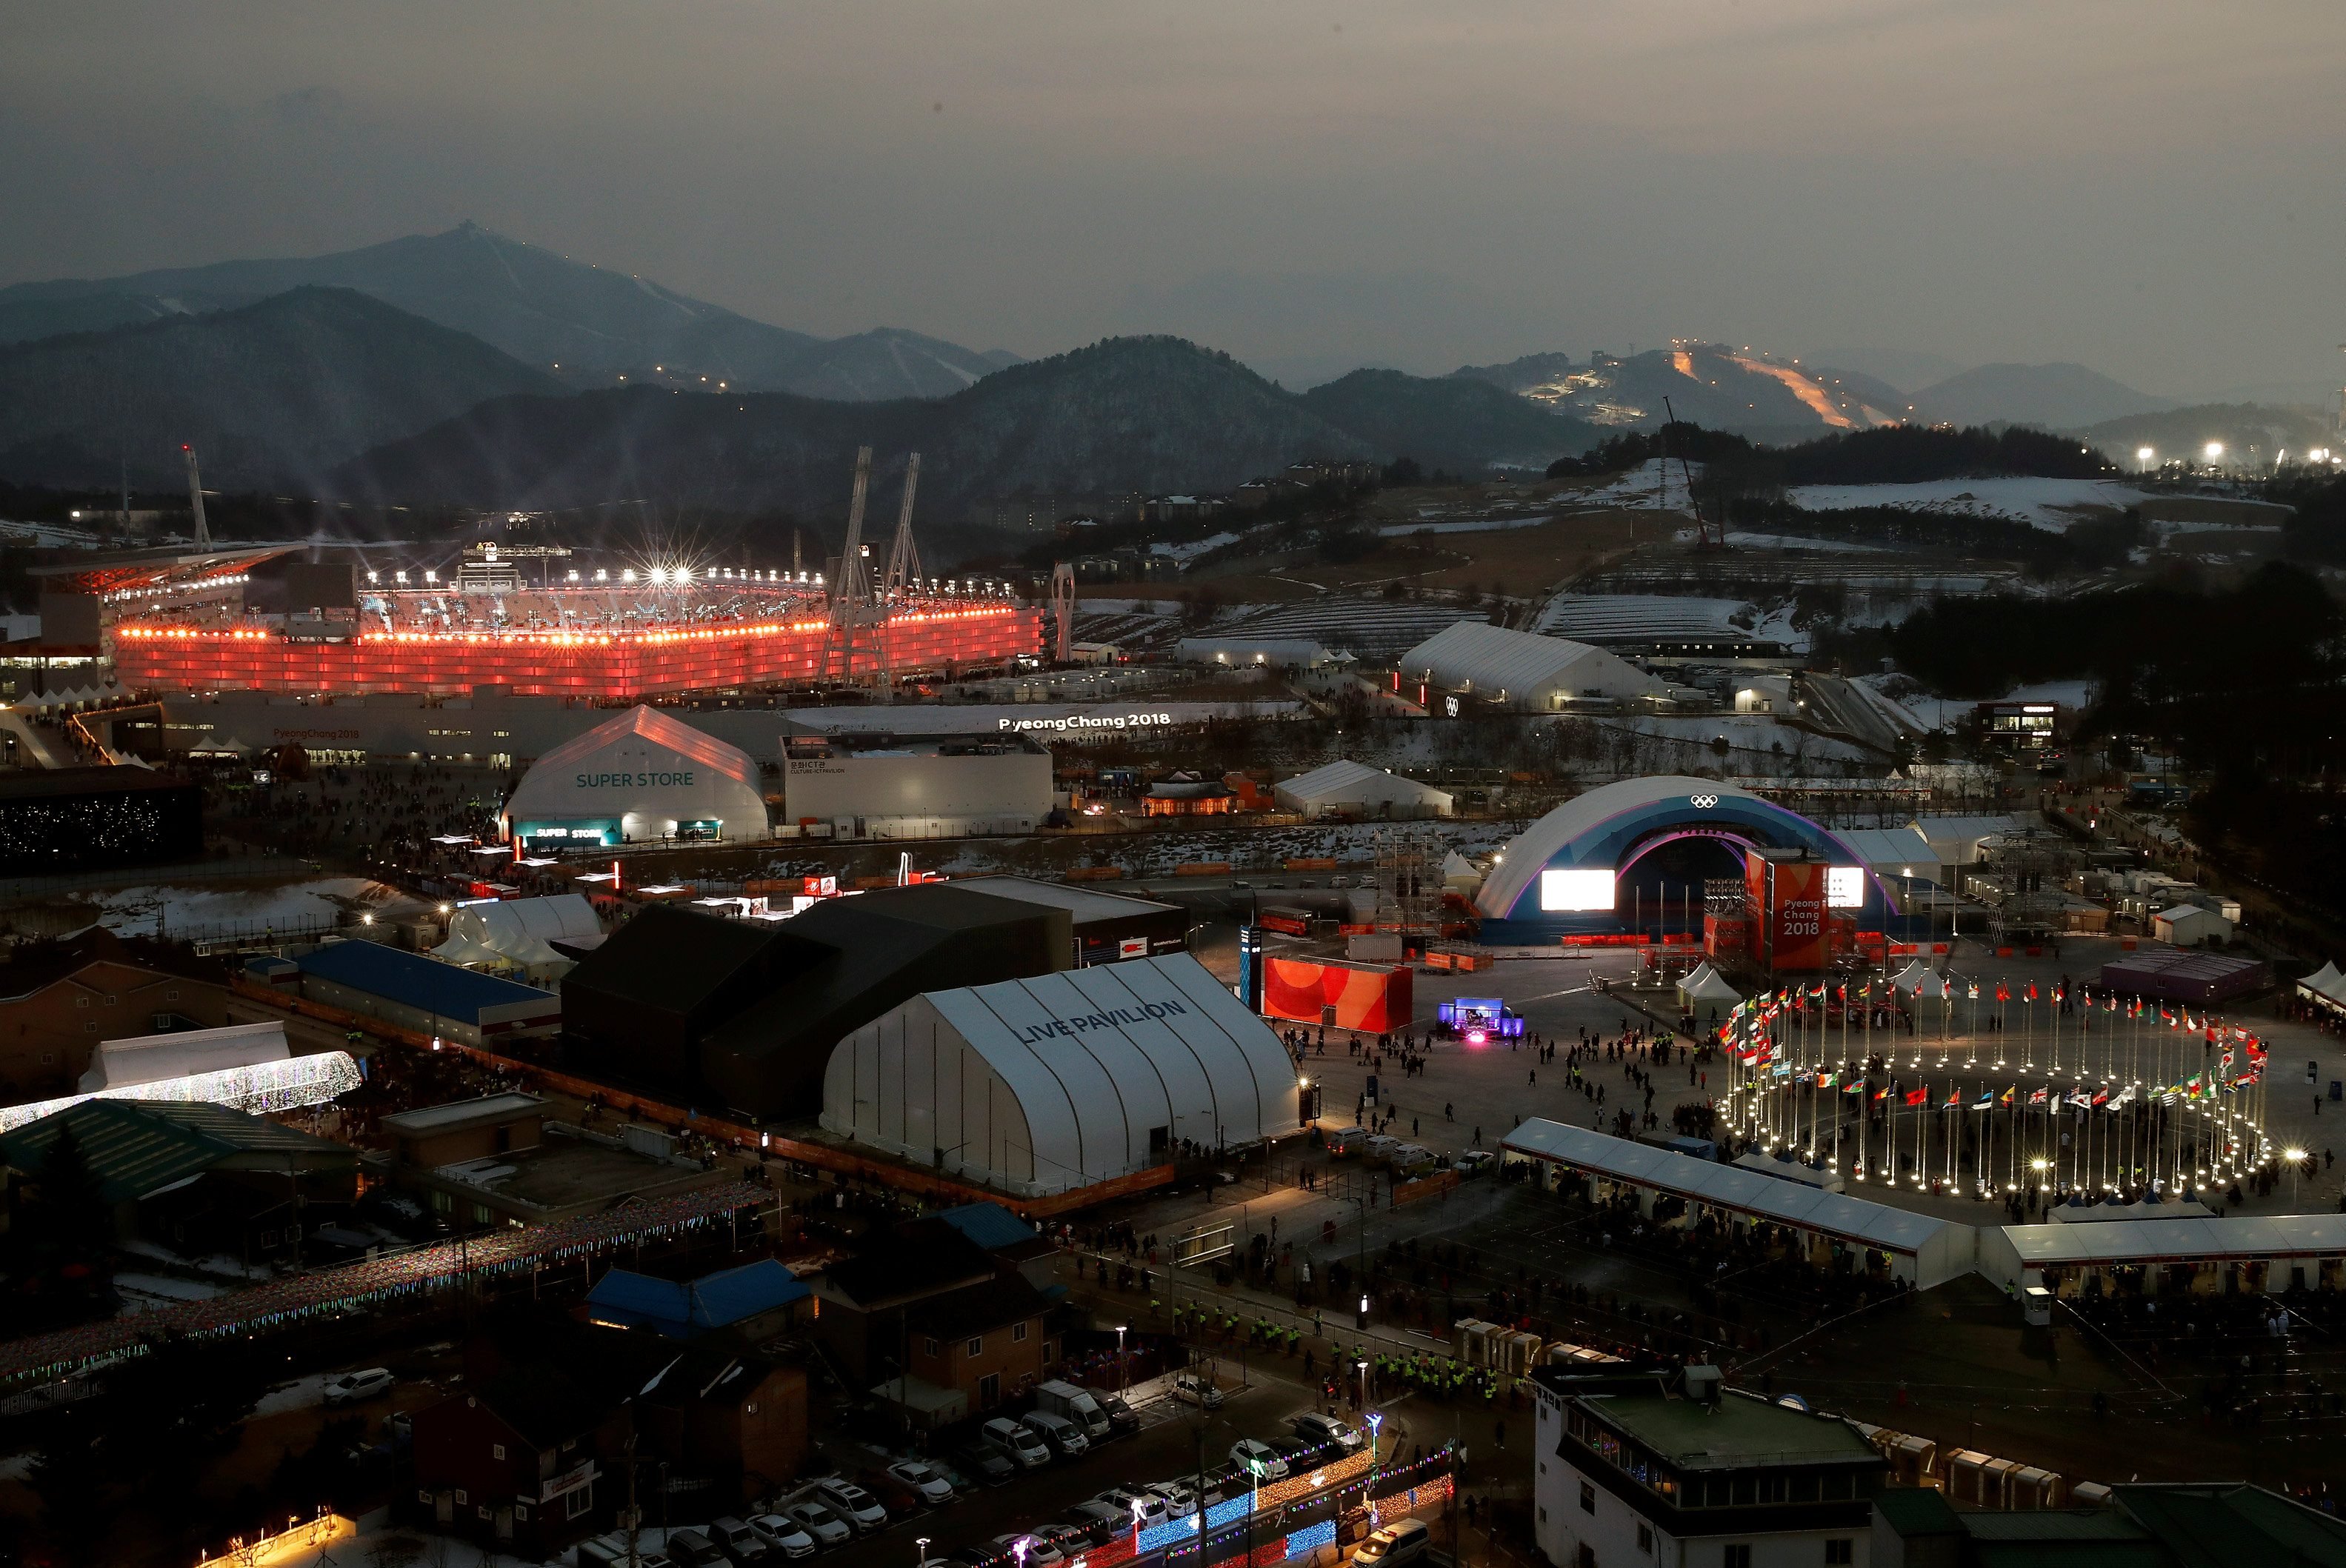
1262, 958, 1413, 1031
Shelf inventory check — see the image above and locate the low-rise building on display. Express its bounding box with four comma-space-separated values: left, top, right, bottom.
410, 1363, 625, 1558
584, 1258, 812, 1341
781, 730, 1051, 839
1534, 1364, 1886, 1568
379, 1093, 727, 1228
246, 940, 560, 1050
0, 933, 232, 1104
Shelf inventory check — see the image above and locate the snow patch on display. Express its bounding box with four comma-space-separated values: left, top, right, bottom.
1786, 477, 2152, 533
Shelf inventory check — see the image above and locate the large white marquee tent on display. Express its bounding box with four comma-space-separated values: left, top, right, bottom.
500, 705, 770, 847
1274, 760, 1453, 820
822, 953, 1300, 1196
433, 893, 604, 977
1397, 621, 1666, 710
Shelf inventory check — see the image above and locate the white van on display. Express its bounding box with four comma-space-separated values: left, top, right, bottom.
1035, 1378, 1110, 1441
1022, 1409, 1090, 1458
1353, 1518, 1429, 1568
982, 1415, 1051, 1469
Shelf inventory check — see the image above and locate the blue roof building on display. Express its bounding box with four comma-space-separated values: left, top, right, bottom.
585, 1259, 810, 1341
247, 938, 560, 1048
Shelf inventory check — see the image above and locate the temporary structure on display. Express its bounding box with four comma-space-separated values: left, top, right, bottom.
1887, 958, 1940, 996
78, 1021, 290, 1093
433, 893, 604, 975
1676, 963, 1742, 1010
499, 704, 769, 847
1273, 760, 1453, 820
822, 953, 1299, 1196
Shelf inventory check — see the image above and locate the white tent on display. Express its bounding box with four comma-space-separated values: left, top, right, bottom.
1396, 621, 1667, 710
1274, 760, 1453, 820
2297, 961, 2346, 1012
78, 1021, 289, 1094
1676, 963, 1742, 1009
1887, 958, 1939, 996
822, 953, 1300, 1197
499, 704, 770, 847
433, 893, 604, 973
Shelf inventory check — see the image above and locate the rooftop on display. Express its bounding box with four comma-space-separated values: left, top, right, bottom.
584, 1258, 810, 1338
273, 939, 558, 1021
949, 876, 1179, 924
0, 1098, 356, 1204
1584, 1387, 1881, 1470
430, 1131, 724, 1214
380, 1092, 547, 1138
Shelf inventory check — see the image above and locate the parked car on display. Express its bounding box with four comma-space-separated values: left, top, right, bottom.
993, 1535, 1062, 1567
887, 1459, 956, 1505
321, 1367, 393, 1407
1269, 1436, 1322, 1470
580, 1538, 675, 1568
1228, 1438, 1289, 1481
856, 1469, 923, 1514
1291, 1412, 1365, 1452
953, 1439, 1017, 1484
982, 1415, 1052, 1469
1170, 1373, 1224, 1409
1453, 1150, 1497, 1178
746, 1514, 818, 1558
1096, 1393, 1140, 1440
1353, 1518, 1430, 1568
1093, 1488, 1167, 1531
1144, 1480, 1199, 1520
708, 1516, 776, 1566
813, 1480, 889, 1532
783, 1503, 853, 1548
666, 1530, 729, 1568
1059, 1502, 1124, 1547
1036, 1522, 1096, 1557
1021, 1409, 1089, 1458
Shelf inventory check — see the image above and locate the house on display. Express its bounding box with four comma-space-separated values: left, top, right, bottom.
0, 931, 233, 1104
1533, 1364, 1886, 1568
0, 1098, 359, 1264
410, 1364, 627, 1558
810, 1221, 998, 1382
584, 1259, 812, 1341
622, 1335, 810, 1507
890, 1273, 1056, 1427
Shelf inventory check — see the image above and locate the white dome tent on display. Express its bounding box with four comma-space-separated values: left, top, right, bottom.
821, 953, 1301, 1197
433, 893, 604, 979
499, 705, 770, 849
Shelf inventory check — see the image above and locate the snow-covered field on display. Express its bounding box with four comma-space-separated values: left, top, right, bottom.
1787, 477, 2151, 532
49, 875, 405, 938
1535, 593, 1801, 647
1566, 458, 1699, 510
1375, 513, 1559, 537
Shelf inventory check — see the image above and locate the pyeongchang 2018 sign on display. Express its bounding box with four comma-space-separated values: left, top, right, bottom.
1004, 997, 1190, 1045
998, 711, 1174, 734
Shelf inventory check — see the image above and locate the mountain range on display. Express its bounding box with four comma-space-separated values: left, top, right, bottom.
0, 223, 1016, 401
328, 336, 1564, 516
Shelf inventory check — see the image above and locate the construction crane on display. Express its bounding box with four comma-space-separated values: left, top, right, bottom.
1661, 396, 1716, 550
181, 444, 211, 549
874, 453, 923, 704
816, 447, 876, 687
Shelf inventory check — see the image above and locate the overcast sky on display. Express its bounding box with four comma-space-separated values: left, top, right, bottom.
4, 0, 2342, 397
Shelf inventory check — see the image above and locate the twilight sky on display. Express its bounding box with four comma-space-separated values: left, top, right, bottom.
4, 0, 2342, 398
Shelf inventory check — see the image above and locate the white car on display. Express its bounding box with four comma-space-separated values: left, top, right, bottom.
1291, 1412, 1365, 1452
321, 1367, 393, 1407
887, 1459, 955, 1505
812, 1481, 888, 1532
1144, 1481, 1200, 1520
1228, 1438, 1289, 1481
747, 1514, 818, 1559
784, 1503, 852, 1548
994, 1535, 1063, 1567
1170, 1374, 1224, 1409
1094, 1489, 1167, 1531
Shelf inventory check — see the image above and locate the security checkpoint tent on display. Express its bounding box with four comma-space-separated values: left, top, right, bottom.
2297, 961, 2346, 1014
822, 953, 1301, 1198
2152, 903, 2232, 947
1273, 760, 1454, 820
1675, 963, 1742, 1010
499, 704, 769, 847
1501, 1118, 1976, 1289
1978, 1215, 2346, 1296
432, 893, 604, 977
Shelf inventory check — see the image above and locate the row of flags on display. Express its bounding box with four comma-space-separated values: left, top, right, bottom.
1719, 987, 2272, 1059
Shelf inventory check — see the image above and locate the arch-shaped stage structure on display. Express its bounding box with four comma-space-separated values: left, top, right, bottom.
1475, 775, 1903, 946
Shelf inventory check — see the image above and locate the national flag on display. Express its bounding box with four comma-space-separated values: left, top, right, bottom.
1973, 1091, 1994, 1109
1845, 1078, 1867, 1095
1996, 984, 2010, 1003
2053, 982, 2065, 1004
1968, 981, 1981, 1001
1944, 1089, 1962, 1107
2030, 1087, 2049, 1105
1999, 1085, 2016, 1106
2069, 1090, 2092, 1108
2025, 983, 2039, 1002
1941, 978, 1953, 1000
1904, 1088, 1927, 1106
1816, 1070, 1836, 1088
2090, 1088, 2110, 1107
1874, 1084, 1891, 1100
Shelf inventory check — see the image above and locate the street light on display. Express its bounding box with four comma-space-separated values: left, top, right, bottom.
2135, 446, 2156, 465
1115, 1324, 1128, 1396
1366, 1409, 1384, 1464
916, 1537, 931, 1568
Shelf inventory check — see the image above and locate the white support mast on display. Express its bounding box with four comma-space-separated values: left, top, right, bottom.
818, 447, 875, 687
876, 454, 923, 704
181, 444, 211, 548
